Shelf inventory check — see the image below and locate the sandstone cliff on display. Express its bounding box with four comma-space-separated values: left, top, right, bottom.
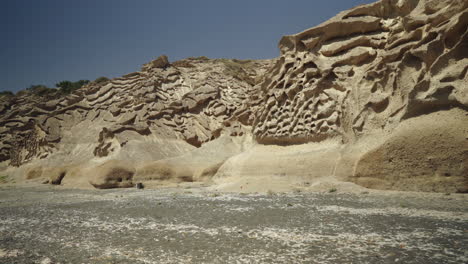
0, 0, 466, 193
229, 0, 468, 192
0, 57, 272, 188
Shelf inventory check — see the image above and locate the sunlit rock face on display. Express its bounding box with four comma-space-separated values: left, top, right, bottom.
252, 0, 467, 144
222, 0, 467, 193
0, 0, 466, 192
0, 57, 272, 167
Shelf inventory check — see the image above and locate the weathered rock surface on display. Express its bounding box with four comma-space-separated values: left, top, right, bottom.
251, 0, 467, 144
351, 108, 468, 193
0, 56, 272, 188
0, 0, 466, 192
229, 0, 467, 192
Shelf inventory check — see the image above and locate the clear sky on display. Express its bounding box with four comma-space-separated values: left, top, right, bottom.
1, 0, 376, 92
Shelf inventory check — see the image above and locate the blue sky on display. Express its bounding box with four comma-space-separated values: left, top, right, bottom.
0, 0, 375, 92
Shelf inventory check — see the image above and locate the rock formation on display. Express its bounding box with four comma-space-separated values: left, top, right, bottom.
0, 0, 466, 192
0, 57, 272, 188
252, 0, 467, 144
220, 0, 468, 193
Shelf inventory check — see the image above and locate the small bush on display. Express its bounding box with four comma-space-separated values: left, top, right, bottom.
27, 85, 57, 96
193, 56, 209, 61
16, 90, 29, 96
0, 175, 8, 183
0, 91, 14, 97
172, 60, 195, 68
328, 188, 337, 193
94, 76, 110, 84
56, 80, 90, 94
13, 79, 90, 98
232, 59, 253, 64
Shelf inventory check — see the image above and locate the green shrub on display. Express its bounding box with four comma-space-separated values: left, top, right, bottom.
172, 60, 195, 68
0, 91, 14, 97
56, 80, 90, 94
16, 79, 90, 97
232, 59, 253, 64
94, 76, 110, 84
194, 56, 209, 61
27, 85, 57, 96
16, 90, 29, 96
0, 175, 8, 183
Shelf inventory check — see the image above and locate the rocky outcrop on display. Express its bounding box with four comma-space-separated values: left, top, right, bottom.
352, 108, 468, 193
0, 56, 272, 188
0, 57, 272, 167
222, 0, 467, 192
0, 0, 466, 192
88, 160, 136, 189
251, 0, 467, 145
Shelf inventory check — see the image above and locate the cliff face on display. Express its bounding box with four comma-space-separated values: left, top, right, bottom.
0, 0, 467, 192
252, 0, 467, 144
0, 57, 273, 188
0, 57, 271, 166
236, 0, 468, 192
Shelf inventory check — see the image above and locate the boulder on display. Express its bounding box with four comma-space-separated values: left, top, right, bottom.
89, 160, 135, 189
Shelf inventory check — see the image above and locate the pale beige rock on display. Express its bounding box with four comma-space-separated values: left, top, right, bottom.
221, 0, 467, 192
88, 160, 135, 189
251, 0, 468, 145
1, 0, 466, 193
352, 108, 468, 193
0, 57, 271, 190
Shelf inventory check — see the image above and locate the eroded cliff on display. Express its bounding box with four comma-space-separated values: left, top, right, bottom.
0, 0, 466, 192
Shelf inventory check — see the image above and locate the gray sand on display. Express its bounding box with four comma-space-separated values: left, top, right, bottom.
0, 186, 467, 263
